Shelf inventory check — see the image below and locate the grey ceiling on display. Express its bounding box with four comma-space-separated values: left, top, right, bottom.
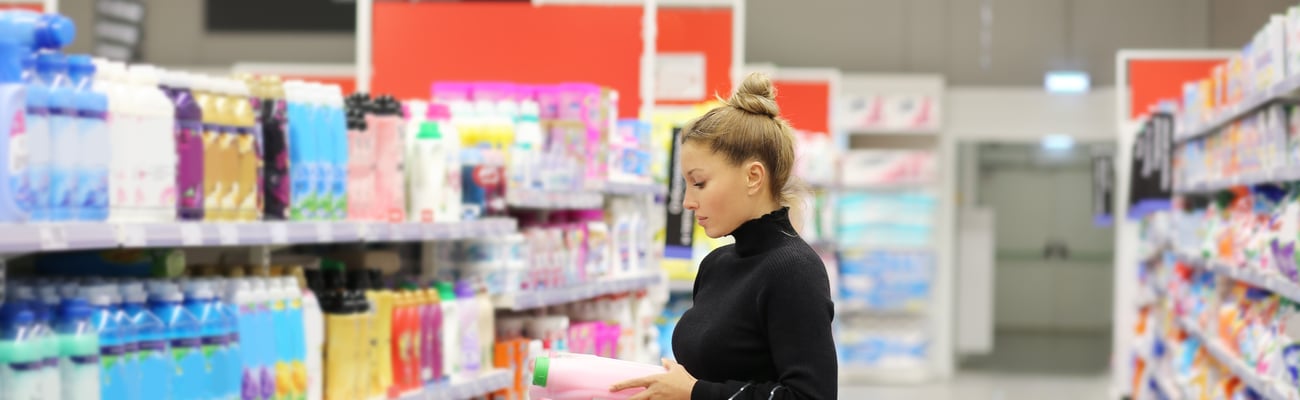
746, 0, 1294, 86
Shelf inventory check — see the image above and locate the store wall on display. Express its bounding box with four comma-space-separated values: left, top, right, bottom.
945, 87, 1115, 142
747, 0, 1292, 86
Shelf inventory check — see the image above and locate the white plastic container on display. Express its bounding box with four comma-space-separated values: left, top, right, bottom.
528, 352, 663, 400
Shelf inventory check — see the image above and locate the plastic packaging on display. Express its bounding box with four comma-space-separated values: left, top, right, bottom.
66, 55, 108, 221
56, 298, 101, 400
528, 353, 662, 400
121, 282, 169, 400
148, 281, 204, 400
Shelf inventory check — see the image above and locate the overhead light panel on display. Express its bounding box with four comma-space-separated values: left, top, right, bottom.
1045, 71, 1090, 93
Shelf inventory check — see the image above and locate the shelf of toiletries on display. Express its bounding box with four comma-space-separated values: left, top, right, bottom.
1175, 251, 1300, 304
1175, 165, 1300, 194
667, 279, 693, 293
421, 369, 514, 400
493, 271, 663, 311
1178, 316, 1298, 400
0, 218, 518, 252
1176, 73, 1300, 143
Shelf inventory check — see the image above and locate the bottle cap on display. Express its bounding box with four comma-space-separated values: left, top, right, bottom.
0, 301, 34, 327
66, 54, 94, 77
532, 356, 551, 387
35, 14, 75, 50
35, 51, 65, 74
435, 281, 455, 301
427, 103, 451, 121
58, 298, 92, 321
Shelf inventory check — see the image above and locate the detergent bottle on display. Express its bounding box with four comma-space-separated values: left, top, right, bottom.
66, 54, 108, 221
529, 353, 663, 400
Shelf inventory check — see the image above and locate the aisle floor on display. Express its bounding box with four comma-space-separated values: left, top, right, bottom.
839, 331, 1111, 400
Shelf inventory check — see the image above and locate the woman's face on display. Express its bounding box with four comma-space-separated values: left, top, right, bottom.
680, 141, 755, 239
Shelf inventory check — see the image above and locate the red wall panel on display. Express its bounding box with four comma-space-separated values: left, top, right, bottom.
773, 80, 830, 134
1127, 58, 1225, 120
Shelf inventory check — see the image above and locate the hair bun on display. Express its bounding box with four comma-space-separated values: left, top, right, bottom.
727, 72, 779, 117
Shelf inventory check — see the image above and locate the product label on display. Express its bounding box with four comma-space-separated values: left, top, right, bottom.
177, 121, 205, 217
61, 354, 102, 400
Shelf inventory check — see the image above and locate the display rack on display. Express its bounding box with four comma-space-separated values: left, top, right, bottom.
1177, 317, 1297, 400
395, 369, 513, 400
0, 218, 519, 253
506, 183, 664, 210
1175, 252, 1300, 302
493, 271, 664, 311
1174, 165, 1300, 194
1174, 73, 1300, 143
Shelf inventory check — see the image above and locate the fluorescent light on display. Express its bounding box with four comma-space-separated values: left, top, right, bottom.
1042, 134, 1075, 151
1045, 71, 1090, 93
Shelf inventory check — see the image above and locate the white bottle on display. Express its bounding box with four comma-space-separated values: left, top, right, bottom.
439, 287, 459, 377
301, 283, 324, 400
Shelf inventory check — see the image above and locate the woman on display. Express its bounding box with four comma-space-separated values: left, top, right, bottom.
612, 73, 838, 399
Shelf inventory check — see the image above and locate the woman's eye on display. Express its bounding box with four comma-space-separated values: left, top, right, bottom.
693, 182, 705, 188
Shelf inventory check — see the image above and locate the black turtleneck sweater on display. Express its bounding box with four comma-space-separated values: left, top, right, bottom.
673, 207, 838, 400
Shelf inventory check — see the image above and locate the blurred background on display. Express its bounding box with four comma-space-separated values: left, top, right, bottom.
1, 0, 1296, 399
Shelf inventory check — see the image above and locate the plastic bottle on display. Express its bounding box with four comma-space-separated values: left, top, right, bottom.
250, 277, 278, 399
424, 285, 442, 384
320, 261, 372, 400
104, 288, 136, 400
511, 101, 544, 194
8, 12, 75, 222
302, 84, 326, 221
327, 86, 349, 221
160, 70, 205, 220
283, 81, 311, 220
66, 55, 108, 221
280, 276, 307, 400
455, 281, 480, 375
84, 286, 127, 400
344, 94, 372, 221
434, 281, 458, 379
126, 65, 176, 222
295, 268, 325, 400
120, 283, 168, 400
56, 298, 101, 400
36, 51, 77, 221
475, 284, 495, 375
258, 76, 289, 220
231, 80, 260, 221
355, 269, 394, 398
28, 292, 61, 400
409, 104, 448, 223
149, 281, 204, 400
1, 301, 42, 400
215, 79, 241, 222
195, 75, 222, 221
217, 279, 244, 400
528, 353, 663, 400
90, 60, 125, 222
369, 95, 404, 222
226, 278, 260, 400
0, 20, 30, 223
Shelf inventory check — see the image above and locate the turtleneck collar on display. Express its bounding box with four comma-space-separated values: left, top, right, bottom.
729, 207, 799, 257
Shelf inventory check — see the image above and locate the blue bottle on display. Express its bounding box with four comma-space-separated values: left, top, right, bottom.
183, 281, 231, 399
84, 285, 127, 400
122, 282, 170, 400
0, 301, 42, 399
285, 82, 311, 221
0, 15, 33, 223
67, 54, 108, 221
327, 90, 347, 221
150, 282, 203, 400
56, 298, 101, 400
2, 10, 74, 221
36, 51, 76, 222
33, 287, 63, 400
214, 281, 243, 400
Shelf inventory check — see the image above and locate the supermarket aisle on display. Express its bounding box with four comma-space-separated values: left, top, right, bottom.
841, 332, 1110, 400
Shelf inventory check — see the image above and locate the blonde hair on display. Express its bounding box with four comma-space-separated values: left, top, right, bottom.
681, 72, 804, 211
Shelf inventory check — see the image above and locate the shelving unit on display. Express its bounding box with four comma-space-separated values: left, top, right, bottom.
493, 271, 664, 311
1177, 317, 1297, 400
1174, 252, 1300, 302
506, 182, 664, 210
1174, 73, 1300, 143
397, 369, 513, 400
0, 218, 519, 252
1174, 165, 1300, 195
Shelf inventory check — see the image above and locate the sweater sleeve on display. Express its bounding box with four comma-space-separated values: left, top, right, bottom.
689, 255, 838, 400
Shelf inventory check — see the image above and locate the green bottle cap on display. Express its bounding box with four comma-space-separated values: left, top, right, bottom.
418, 121, 442, 139
532, 356, 550, 387
435, 282, 455, 301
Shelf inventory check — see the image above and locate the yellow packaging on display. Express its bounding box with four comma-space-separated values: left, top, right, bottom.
230, 79, 261, 221
367, 289, 396, 398
195, 79, 223, 221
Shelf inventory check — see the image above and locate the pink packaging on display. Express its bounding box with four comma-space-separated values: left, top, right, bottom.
472, 82, 517, 103
567, 322, 598, 355
514, 85, 538, 103
536, 86, 563, 120
346, 114, 375, 221
431, 82, 473, 103
369, 96, 408, 222
529, 352, 663, 400
596, 323, 620, 359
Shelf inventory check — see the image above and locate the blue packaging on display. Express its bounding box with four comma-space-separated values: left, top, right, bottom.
149, 282, 205, 400
67, 54, 107, 221
121, 283, 171, 400
37, 51, 76, 221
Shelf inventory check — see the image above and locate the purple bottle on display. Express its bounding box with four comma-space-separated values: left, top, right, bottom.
159, 71, 204, 220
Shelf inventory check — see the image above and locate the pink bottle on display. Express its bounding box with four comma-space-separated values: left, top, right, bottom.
530, 353, 663, 400
368, 95, 407, 222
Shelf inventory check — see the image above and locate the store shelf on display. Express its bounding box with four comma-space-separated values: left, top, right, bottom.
1175, 73, 1300, 143
668, 279, 694, 293
1174, 163, 1300, 194
1178, 316, 1297, 400
836, 305, 928, 317
839, 365, 930, 384
0, 218, 518, 253
506, 190, 605, 209
589, 181, 667, 197
494, 271, 664, 310
421, 369, 513, 400
1176, 251, 1300, 303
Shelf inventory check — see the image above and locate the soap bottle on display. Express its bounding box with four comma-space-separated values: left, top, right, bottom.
37, 51, 75, 221
55, 298, 101, 400
195, 75, 222, 221
66, 55, 108, 221
0, 24, 30, 222
160, 70, 205, 221
259, 76, 289, 220
230, 79, 261, 221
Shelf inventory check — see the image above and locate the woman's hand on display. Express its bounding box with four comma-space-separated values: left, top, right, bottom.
610, 358, 698, 400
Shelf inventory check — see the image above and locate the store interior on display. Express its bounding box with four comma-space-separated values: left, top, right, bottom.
2, 0, 1300, 399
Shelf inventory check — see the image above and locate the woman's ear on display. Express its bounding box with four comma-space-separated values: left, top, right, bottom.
746, 161, 766, 196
